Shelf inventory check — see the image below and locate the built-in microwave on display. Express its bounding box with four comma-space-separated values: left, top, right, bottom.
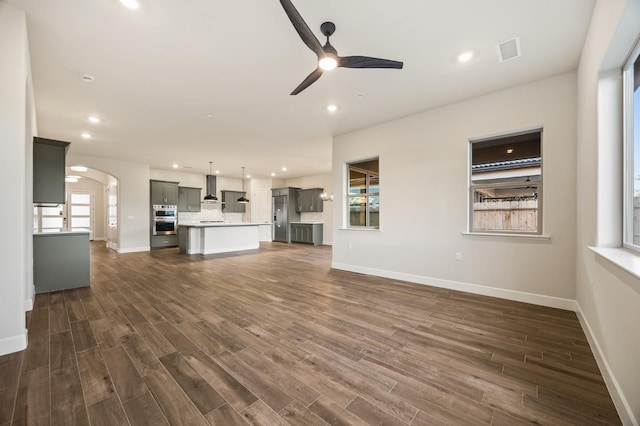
153, 204, 177, 218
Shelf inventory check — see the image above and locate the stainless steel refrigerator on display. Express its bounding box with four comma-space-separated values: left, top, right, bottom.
272, 187, 300, 242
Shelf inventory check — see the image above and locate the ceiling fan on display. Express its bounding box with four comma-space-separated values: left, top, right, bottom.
279, 0, 404, 95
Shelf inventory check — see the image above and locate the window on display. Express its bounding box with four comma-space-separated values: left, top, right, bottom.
347, 158, 379, 228
470, 130, 542, 234
623, 39, 640, 249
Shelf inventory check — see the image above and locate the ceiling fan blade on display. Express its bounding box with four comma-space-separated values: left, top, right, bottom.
291, 68, 324, 95
339, 56, 404, 69
280, 0, 324, 57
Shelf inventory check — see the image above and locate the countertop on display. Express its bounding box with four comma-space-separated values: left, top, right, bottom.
34, 230, 90, 237
178, 222, 270, 228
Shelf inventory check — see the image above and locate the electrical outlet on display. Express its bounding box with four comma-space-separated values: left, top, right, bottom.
455, 252, 462, 261
348, 242, 353, 249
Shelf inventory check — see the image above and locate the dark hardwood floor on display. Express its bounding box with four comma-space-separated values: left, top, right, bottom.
0, 241, 621, 425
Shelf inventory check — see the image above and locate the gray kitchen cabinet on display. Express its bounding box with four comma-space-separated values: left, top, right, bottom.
221, 190, 246, 213
271, 188, 288, 197
178, 186, 201, 212
151, 235, 178, 249
151, 180, 179, 205
296, 188, 324, 212
33, 231, 90, 293
33, 137, 70, 206
290, 223, 323, 245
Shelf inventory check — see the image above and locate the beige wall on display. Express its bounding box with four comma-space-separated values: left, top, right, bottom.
0, 3, 31, 355
575, 0, 640, 423
67, 155, 150, 252
333, 71, 578, 307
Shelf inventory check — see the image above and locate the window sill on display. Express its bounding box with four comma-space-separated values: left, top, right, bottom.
589, 246, 640, 280
462, 232, 550, 240
338, 227, 380, 232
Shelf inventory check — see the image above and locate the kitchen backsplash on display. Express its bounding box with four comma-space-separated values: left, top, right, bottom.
300, 212, 323, 223
179, 205, 323, 224
178, 203, 243, 224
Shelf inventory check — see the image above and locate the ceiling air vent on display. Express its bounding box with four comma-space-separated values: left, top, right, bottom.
496, 37, 521, 62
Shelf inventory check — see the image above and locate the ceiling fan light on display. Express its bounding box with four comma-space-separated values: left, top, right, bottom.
319, 56, 337, 71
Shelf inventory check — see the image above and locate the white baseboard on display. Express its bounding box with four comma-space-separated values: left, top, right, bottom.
0, 330, 27, 356
576, 303, 638, 426
323, 241, 333, 246
117, 246, 150, 254
24, 284, 35, 311
331, 262, 576, 311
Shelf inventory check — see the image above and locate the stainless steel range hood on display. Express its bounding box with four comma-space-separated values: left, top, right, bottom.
203, 175, 218, 201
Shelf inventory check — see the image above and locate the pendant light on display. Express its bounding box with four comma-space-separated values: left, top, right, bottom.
203, 161, 218, 201
237, 166, 250, 203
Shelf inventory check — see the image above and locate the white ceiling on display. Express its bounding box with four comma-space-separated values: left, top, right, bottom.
8, 0, 595, 179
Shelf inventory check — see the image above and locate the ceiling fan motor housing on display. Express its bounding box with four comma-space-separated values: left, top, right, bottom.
321, 21, 336, 37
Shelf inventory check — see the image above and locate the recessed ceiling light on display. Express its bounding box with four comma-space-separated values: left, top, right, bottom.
327, 104, 338, 113
457, 51, 474, 63
506, 148, 514, 154
120, 0, 140, 9
246, 175, 251, 179
172, 164, 179, 169
87, 116, 101, 124
81, 132, 92, 139
70, 166, 88, 172
282, 167, 287, 172
65, 177, 79, 183
81, 74, 95, 83
357, 94, 364, 100
215, 170, 220, 174
271, 172, 276, 177
206, 114, 213, 118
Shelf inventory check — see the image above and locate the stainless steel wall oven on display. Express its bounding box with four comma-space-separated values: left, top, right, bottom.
152, 205, 177, 236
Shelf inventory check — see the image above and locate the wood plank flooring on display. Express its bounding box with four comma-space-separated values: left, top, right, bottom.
0, 242, 621, 425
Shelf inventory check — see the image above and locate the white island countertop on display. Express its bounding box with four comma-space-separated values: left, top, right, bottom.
178, 222, 269, 228
178, 222, 265, 254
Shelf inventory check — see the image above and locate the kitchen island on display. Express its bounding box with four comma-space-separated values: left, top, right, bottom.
178, 223, 260, 255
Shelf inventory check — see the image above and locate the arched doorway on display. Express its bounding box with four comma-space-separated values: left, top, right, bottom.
33, 166, 120, 251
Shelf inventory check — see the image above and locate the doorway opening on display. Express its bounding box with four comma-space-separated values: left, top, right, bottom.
33, 190, 96, 239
